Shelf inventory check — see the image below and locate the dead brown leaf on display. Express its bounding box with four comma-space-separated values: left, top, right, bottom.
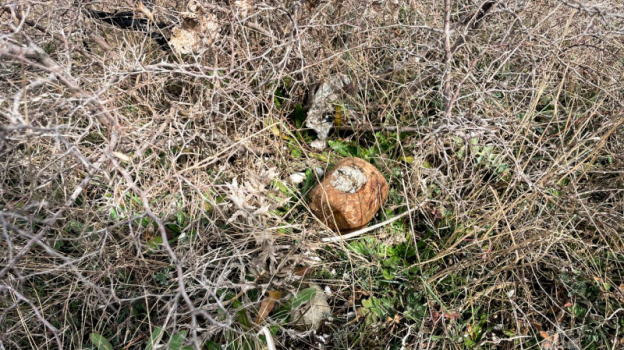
539, 330, 550, 339
255, 291, 282, 324
294, 266, 313, 277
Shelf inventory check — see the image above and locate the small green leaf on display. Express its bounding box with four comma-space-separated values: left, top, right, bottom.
571, 304, 587, 318
53, 240, 65, 250
177, 211, 185, 226
382, 269, 394, 280
328, 140, 352, 157
168, 331, 187, 350
290, 288, 317, 309
398, 156, 414, 163
300, 169, 317, 197
139, 217, 151, 228
271, 179, 291, 196
457, 145, 466, 159
497, 163, 509, 173
309, 151, 329, 162
147, 235, 164, 249
291, 147, 303, 158
89, 333, 113, 350
67, 221, 84, 233
237, 309, 252, 328
232, 300, 252, 328
293, 104, 306, 129
145, 326, 163, 350
205, 341, 221, 350
166, 223, 181, 236
131, 195, 143, 206
362, 298, 373, 308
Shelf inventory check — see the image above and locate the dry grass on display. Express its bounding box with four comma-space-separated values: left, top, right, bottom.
1, 0, 623, 349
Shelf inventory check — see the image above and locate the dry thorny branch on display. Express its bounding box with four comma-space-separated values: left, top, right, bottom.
1, 0, 623, 349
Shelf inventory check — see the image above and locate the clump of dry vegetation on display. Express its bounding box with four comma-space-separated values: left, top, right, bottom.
1, 0, 623, 349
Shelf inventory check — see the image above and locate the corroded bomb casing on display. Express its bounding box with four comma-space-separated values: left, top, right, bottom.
309, 157, 389, 232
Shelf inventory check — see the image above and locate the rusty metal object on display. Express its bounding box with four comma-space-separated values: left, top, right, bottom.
309, 157, 389, 232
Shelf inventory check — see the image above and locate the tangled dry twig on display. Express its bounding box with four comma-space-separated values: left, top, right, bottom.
1, 0, 623, 348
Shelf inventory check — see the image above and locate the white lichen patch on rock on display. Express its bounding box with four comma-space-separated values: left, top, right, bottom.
291, 284, 332, 330
330, 165, 367, 193
289, 172, 305, 184
170, 1, 220, 55
170, 27, 198, 55
305, 74, 352, 150
234, 0, 254, 17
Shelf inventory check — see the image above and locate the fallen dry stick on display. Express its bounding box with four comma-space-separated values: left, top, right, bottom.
322, 205, 423, 243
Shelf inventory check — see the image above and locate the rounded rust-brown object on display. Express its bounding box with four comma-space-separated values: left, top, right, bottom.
309, 157, 389, 232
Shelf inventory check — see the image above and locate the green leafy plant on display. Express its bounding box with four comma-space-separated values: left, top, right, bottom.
90, 333, 113, 350
272, 287, 318, 321
144, 327, 164, 350
359, 296, 394, 325
90, 327, 193, 350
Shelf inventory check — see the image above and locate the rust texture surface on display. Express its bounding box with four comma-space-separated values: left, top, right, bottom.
309, 157, 389, 232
